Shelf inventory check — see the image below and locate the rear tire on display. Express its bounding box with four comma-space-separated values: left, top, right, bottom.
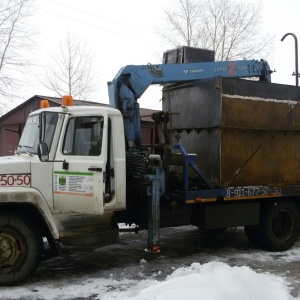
259, 201, 299, 251
0, 213, 42, 286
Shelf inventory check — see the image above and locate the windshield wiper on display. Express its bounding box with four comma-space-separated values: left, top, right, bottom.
17, 145, 34, 156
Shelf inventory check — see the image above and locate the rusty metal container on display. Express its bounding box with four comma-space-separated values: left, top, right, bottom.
162, 77, 300, 187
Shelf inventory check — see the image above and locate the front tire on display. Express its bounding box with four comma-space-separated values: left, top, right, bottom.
0, 213, 42, 286
260, 201, 299, 251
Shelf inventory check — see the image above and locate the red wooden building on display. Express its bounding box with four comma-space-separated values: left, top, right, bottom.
0, 95, 158, 156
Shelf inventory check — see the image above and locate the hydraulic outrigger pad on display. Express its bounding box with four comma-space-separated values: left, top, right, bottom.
148, 244, 160, 253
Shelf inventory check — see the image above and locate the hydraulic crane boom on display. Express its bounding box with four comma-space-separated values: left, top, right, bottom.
108, 59, 272, 149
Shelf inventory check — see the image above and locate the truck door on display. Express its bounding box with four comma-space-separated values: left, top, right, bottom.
53, 114, 107, 214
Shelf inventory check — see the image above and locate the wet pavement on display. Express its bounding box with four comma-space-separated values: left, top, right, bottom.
26, 225, 300, 298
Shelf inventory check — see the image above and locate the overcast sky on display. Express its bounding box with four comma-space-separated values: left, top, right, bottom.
21, 0, 300, 110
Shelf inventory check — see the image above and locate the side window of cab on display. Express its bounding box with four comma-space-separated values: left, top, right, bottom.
62, 116, 104, 156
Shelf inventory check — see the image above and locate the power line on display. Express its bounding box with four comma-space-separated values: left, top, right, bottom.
37, 8, 160, 46
44, 0, 155, 34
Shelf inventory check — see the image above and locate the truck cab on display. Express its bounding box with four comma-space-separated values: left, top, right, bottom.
0, 98, 126, 285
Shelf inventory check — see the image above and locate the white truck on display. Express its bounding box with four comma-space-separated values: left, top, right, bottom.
1, 57, 300, 286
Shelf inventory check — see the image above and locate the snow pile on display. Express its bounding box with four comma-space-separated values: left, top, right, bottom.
127, 262, 294, 300
0, 262, 297, 299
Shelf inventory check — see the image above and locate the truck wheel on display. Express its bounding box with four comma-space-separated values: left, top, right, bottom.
260, 201, 299, 251
0, 213, 42, 286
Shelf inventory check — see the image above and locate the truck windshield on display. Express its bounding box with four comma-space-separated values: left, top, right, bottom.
17, 112, 59, 155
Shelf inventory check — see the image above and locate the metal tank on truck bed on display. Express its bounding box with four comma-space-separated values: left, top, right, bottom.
108, 49, 300, 255
162, 77, 300, 188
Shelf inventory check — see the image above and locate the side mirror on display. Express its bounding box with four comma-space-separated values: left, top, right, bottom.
38, 142, 49, 162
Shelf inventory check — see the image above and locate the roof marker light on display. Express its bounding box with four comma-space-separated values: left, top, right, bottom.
62, 95, 74, 106
40, 100, 50, 109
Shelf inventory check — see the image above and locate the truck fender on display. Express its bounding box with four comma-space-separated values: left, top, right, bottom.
0, 186, 59, 239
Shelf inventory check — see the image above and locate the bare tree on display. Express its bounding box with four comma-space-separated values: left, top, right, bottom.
159, 0, 202, 48
159, 0, 274, 61
0, 0, 35, 114
43, 33, 96, 100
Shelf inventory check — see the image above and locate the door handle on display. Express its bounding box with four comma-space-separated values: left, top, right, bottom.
88, 167, 102, 172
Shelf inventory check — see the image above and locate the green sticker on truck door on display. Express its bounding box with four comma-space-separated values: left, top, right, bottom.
54, 171, 93, 196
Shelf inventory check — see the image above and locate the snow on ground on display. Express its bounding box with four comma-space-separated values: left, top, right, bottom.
1, 226, 300, 300
0, 261, 296, 300
131, 262, 294, 300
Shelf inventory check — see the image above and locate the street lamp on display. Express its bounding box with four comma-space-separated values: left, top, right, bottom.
281, 32, 299, 87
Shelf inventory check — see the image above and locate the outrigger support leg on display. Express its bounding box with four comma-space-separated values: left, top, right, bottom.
147, 164, 161, 253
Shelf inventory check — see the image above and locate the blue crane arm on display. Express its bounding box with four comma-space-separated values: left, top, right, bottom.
107, 59, 272, 149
